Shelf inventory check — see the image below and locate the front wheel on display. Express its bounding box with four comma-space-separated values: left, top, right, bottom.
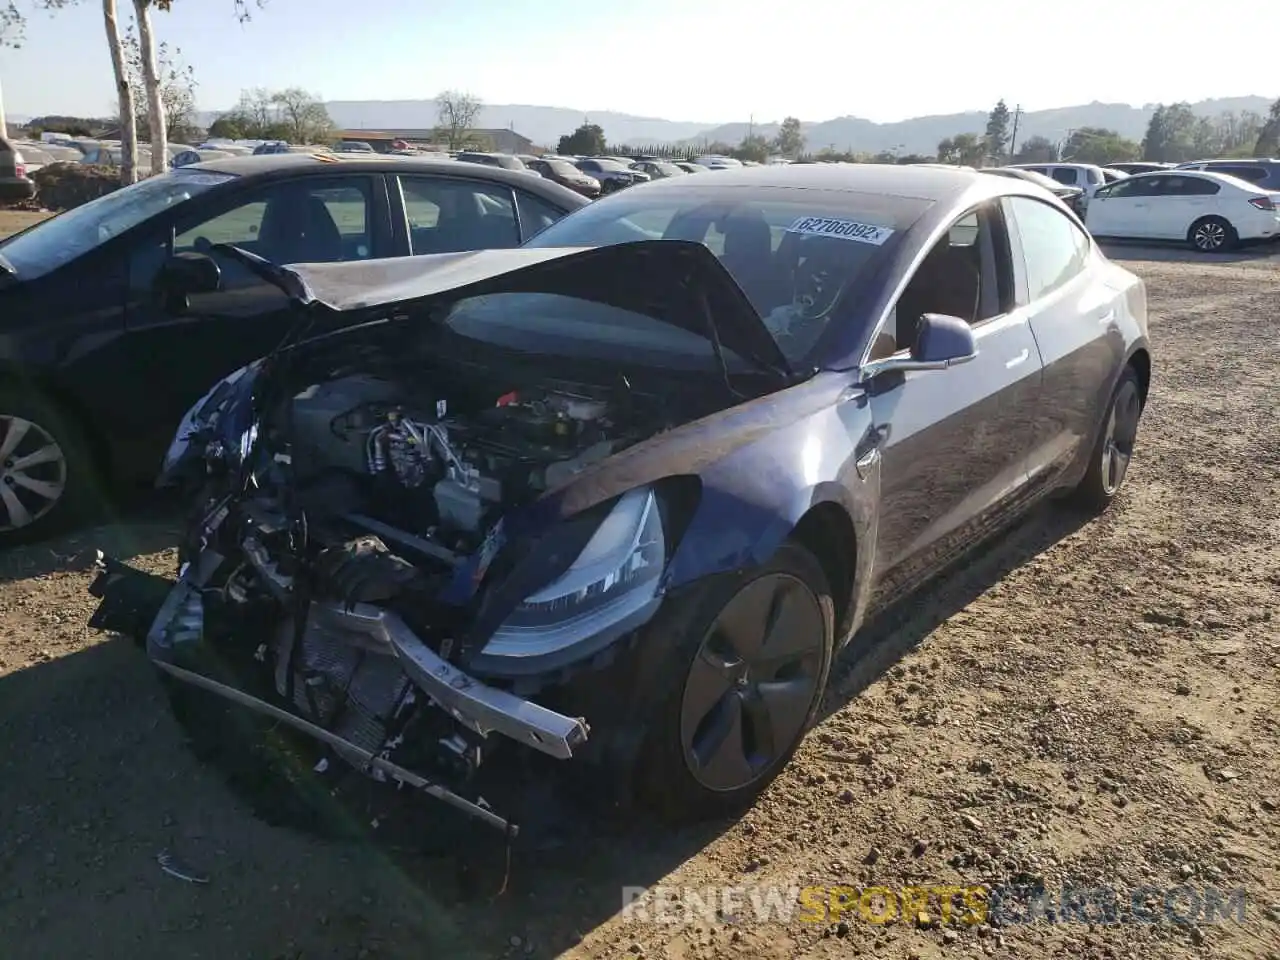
632, 541, 835, 822
1188, 216, 1237, 253
0, 388, 97, 547
1071, 366, 1142, 511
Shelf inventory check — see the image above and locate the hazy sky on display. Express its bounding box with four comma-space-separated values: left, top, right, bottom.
2, 0, 1276, 123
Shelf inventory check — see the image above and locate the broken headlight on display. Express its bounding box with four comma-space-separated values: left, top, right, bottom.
479, 487, 665, 661
158, 362, 260, 483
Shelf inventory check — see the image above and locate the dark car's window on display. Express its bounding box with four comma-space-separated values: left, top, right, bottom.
1050, 168, 1079, 186
1210, 165, 1269, 184
174, 177, 374, 265
1004, 196, 1090, 303
577, 160, 601, 173
541, 158, 579, 177
1168, 176, 1220, 196
515, 191, 566, 240
0, 169, 234, 280
398, 176, 519, 254
525, 187, 932, 365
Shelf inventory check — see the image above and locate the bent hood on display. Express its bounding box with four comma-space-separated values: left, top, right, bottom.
282, 241, 792, 378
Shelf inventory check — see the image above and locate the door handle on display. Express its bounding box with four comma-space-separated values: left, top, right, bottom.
1005, 348, 1030, 369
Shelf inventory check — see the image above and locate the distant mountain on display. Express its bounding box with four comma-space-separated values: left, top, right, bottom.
687, 97, 1276, 155
193, 95, 1276, 153
317, 100, 714, 148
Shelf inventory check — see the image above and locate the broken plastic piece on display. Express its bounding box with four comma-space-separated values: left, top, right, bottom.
158, 850, 209, 884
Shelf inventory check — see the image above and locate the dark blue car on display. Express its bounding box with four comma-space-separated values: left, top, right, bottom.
88, 165, 1151, 830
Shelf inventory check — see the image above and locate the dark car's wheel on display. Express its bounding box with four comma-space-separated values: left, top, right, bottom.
1072, 366, 1142, 511
1188, 216, 1237, 252
0, 387, 97, 547
634, 541, 834, 821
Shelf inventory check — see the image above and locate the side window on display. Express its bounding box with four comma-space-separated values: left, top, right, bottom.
515, 192, 565, 241
1004, 196, 1090, 304
1050, 168, 1079, 186
580, 160, 600, 173
1215, 166, 1267, 184
1172, 176, 1220, 196
398, 176, 519, 254
874, 202, 1010, 360
174, 177, 373, 266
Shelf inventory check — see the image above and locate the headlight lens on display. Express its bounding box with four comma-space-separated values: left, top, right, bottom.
159, 363, 257, 477
480, 487, 665, 659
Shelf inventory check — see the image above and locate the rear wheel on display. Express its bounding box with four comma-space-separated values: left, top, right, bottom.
1071, 366, 1142, 511
0, 387, 98, 546
633, 541, 835, 822
1188, 216, 1237, 253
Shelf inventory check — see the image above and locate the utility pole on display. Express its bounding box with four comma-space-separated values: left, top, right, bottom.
1007, 103, 1022, 161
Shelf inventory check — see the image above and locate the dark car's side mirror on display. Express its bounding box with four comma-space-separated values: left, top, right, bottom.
156, 252, 221, 314
860, 313, 978, 381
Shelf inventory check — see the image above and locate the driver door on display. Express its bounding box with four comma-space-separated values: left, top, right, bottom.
117, 174, 388, 469
866, 202, 1044, 604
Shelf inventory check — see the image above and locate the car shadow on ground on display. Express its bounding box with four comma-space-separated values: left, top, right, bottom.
0, 497, 180, 585
0, 501, 1098, 959
1099, 239, 1279, 264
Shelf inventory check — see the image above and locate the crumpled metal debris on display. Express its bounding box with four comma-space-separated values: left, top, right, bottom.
157, 849, 209, 884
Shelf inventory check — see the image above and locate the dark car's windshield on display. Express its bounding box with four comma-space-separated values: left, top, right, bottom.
524, 186, 932, 363
542, 159, 579, 177
0, 169, 234, 280
587, 159, 630, 172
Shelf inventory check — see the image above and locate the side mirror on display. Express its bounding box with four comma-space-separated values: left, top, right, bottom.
860, 313, 978, 381
156, 252, 221, 314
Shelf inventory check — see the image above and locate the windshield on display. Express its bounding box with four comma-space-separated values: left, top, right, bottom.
544, 159, 579, 177
0, 169, 234, 280
590, 159, 630, 172
525, 186, 931, 364
497, 156, 526, 170
651, 162, 684, 176
437, 292, 755, 373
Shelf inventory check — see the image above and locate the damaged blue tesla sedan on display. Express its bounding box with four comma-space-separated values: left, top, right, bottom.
88, 165, 1151, 832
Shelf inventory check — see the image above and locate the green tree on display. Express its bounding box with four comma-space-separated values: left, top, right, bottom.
984, 99, 1011, 161
772, 116, 804, 158
557, 122, 606, 156
205, 114, 244, 139
1254, 97, 1280, 157
937, 132, 985, 166
1062, 127, 1140, 165
1012, 135, 1057, 163
1142, 102, 1198, 162
732, 133, 770, 163
269, 87, 333, 144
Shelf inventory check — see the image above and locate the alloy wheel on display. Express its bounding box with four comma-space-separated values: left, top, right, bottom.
1100, 379, 1141, 495
679, 573, 826, 792
0, 416, 68, 532
1192, 220, 1227, 251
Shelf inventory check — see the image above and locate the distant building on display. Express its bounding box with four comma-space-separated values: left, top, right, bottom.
335, 127, 536, 154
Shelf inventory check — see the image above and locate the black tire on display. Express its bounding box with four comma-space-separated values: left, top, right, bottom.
1187, 216, 1237, 253
0, 385, 100, 547
632, 541, 835, 822
1071, 366, 1142, 511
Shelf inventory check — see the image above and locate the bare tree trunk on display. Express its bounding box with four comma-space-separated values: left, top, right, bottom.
0, 73, 8, 139
103, 0, 139, 185
132, 0, 167, 176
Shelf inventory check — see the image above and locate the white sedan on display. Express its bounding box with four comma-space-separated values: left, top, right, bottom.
1086, 169, 1280, 252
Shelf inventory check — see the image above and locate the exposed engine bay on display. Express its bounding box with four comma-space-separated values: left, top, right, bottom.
89, 356, 695, 834
285, 371, 640, 556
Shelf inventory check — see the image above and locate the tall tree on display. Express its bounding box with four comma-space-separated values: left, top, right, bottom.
122, 28, 198, 141
436, 89, 483, 150
1062, 127, 1140, 165
937, 132, 985, 166
269, 87, 333, 143
557, 122, 606, 156
104, 0, 139, 183
1012, 135, 1056, 163
772, 116, 804, 158
984, 99, 1011, 161
1142, 102, 1198, 162
1254, 97, 1280, 158
131, 0, 166, 173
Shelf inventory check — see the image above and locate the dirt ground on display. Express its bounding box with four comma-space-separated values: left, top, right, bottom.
0, 221, 1277, 959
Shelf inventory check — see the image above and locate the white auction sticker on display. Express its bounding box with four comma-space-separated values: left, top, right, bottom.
786, 216, 893, 245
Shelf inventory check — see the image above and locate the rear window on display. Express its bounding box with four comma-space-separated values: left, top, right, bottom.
524, 186, 932, 363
